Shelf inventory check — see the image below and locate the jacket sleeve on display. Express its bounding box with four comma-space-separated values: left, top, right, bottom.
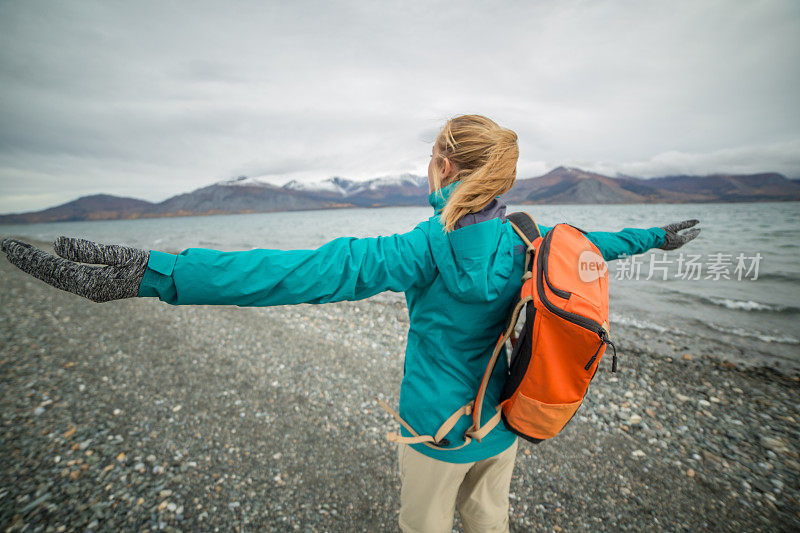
536, 223, 666, 262
137, 224, 436, 306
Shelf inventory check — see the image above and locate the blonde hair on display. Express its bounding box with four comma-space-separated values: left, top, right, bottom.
430, 114, 519, 232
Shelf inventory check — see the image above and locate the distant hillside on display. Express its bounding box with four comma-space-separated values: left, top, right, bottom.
282, 173, 429, 206
0, 194, 155, 224
0, 174, 430, 224
1, 168, 798, 224
502, 167, 800, 204
618, 172, 800, 202
502, 167, 647, 204
148, 179, 335, 217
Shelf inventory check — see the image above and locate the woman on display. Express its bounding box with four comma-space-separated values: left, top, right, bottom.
1, 114, 699, 532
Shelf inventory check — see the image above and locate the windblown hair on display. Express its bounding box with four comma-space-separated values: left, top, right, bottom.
430, 114, 519, 232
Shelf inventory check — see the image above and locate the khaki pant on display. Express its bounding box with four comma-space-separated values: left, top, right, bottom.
397, 439, 518, 533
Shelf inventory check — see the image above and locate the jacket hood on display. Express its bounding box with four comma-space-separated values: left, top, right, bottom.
425, 181, 517, 302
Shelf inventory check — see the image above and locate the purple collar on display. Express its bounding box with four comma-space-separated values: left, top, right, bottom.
453, 197, 508, 230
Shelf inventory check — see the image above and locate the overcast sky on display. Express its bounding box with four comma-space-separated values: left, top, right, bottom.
0, 0, 798, 214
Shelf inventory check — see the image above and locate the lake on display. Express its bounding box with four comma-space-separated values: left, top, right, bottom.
2, 201, 799, 369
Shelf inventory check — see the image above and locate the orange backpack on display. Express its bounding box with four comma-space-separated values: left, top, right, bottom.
378, 212, 617, 449
479, 212, 617, 443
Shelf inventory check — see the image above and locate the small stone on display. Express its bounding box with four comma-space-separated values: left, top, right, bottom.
629, 414, 643, 425
682, 354, 692, 360
172, 405, 182, 412
785, 460, 800, 472
63, 426, 76, 439
112, 409, 122, 416
133, 462, 145, 473
686, 468, 695, 478
631, 450, 645, 458
116, 452, 126, 462
698, 399, 711, 408
761, 436, 791, 455
33, 406, 45, 416
159, 489, 173, 498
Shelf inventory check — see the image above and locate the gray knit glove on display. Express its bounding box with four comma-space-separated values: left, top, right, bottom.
1, 236, 149, 302
658, 219, 701, 250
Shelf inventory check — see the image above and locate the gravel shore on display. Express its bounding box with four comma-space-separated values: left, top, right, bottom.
1, 240, 798, 531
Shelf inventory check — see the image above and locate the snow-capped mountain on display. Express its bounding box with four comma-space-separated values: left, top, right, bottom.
282, 177, 357, 196
282, 174, 427, 198
6, 167, 794, 224
216, 175, 273, 187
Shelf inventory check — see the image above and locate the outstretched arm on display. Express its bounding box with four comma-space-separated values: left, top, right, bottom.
1, 225, 436, 306
535, 219, 700, 262
139, 226, 436, 306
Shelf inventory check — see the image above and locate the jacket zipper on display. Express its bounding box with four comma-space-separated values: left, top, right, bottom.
536, 226, 618, 372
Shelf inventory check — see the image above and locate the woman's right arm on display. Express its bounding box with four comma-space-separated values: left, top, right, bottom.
137, 226, 438, 306
139, 228, 436, 306
1, 225, 436, 306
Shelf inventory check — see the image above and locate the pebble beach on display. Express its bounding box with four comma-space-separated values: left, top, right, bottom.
1, 240, 798, 532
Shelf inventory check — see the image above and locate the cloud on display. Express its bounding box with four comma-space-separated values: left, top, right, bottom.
0, 0, 798, 213
571, 139, 800, 179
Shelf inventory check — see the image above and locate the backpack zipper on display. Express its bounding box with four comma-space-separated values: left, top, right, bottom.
536, 226, 618, 372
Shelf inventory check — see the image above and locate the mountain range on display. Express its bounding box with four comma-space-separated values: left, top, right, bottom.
2, 167, 799, 224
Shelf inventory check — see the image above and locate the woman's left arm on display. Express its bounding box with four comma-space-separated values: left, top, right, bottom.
581, 226, 666, 262
535, 219, 700, 262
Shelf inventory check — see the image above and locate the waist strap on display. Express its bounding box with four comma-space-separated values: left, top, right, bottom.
376, 397, 502, 451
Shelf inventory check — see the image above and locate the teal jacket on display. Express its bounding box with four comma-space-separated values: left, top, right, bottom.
138, 180, 666, 463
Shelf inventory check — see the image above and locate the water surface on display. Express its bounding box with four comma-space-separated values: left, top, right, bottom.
2, 201, 798, 368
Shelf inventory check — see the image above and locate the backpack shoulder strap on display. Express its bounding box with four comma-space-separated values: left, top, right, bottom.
507, 212, 541, 247
507, 212, 540, 273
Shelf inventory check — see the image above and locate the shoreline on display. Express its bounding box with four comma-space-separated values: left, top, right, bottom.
1, 240, 798, 530
2, 199, 799, 226
4, 237, 799, 376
